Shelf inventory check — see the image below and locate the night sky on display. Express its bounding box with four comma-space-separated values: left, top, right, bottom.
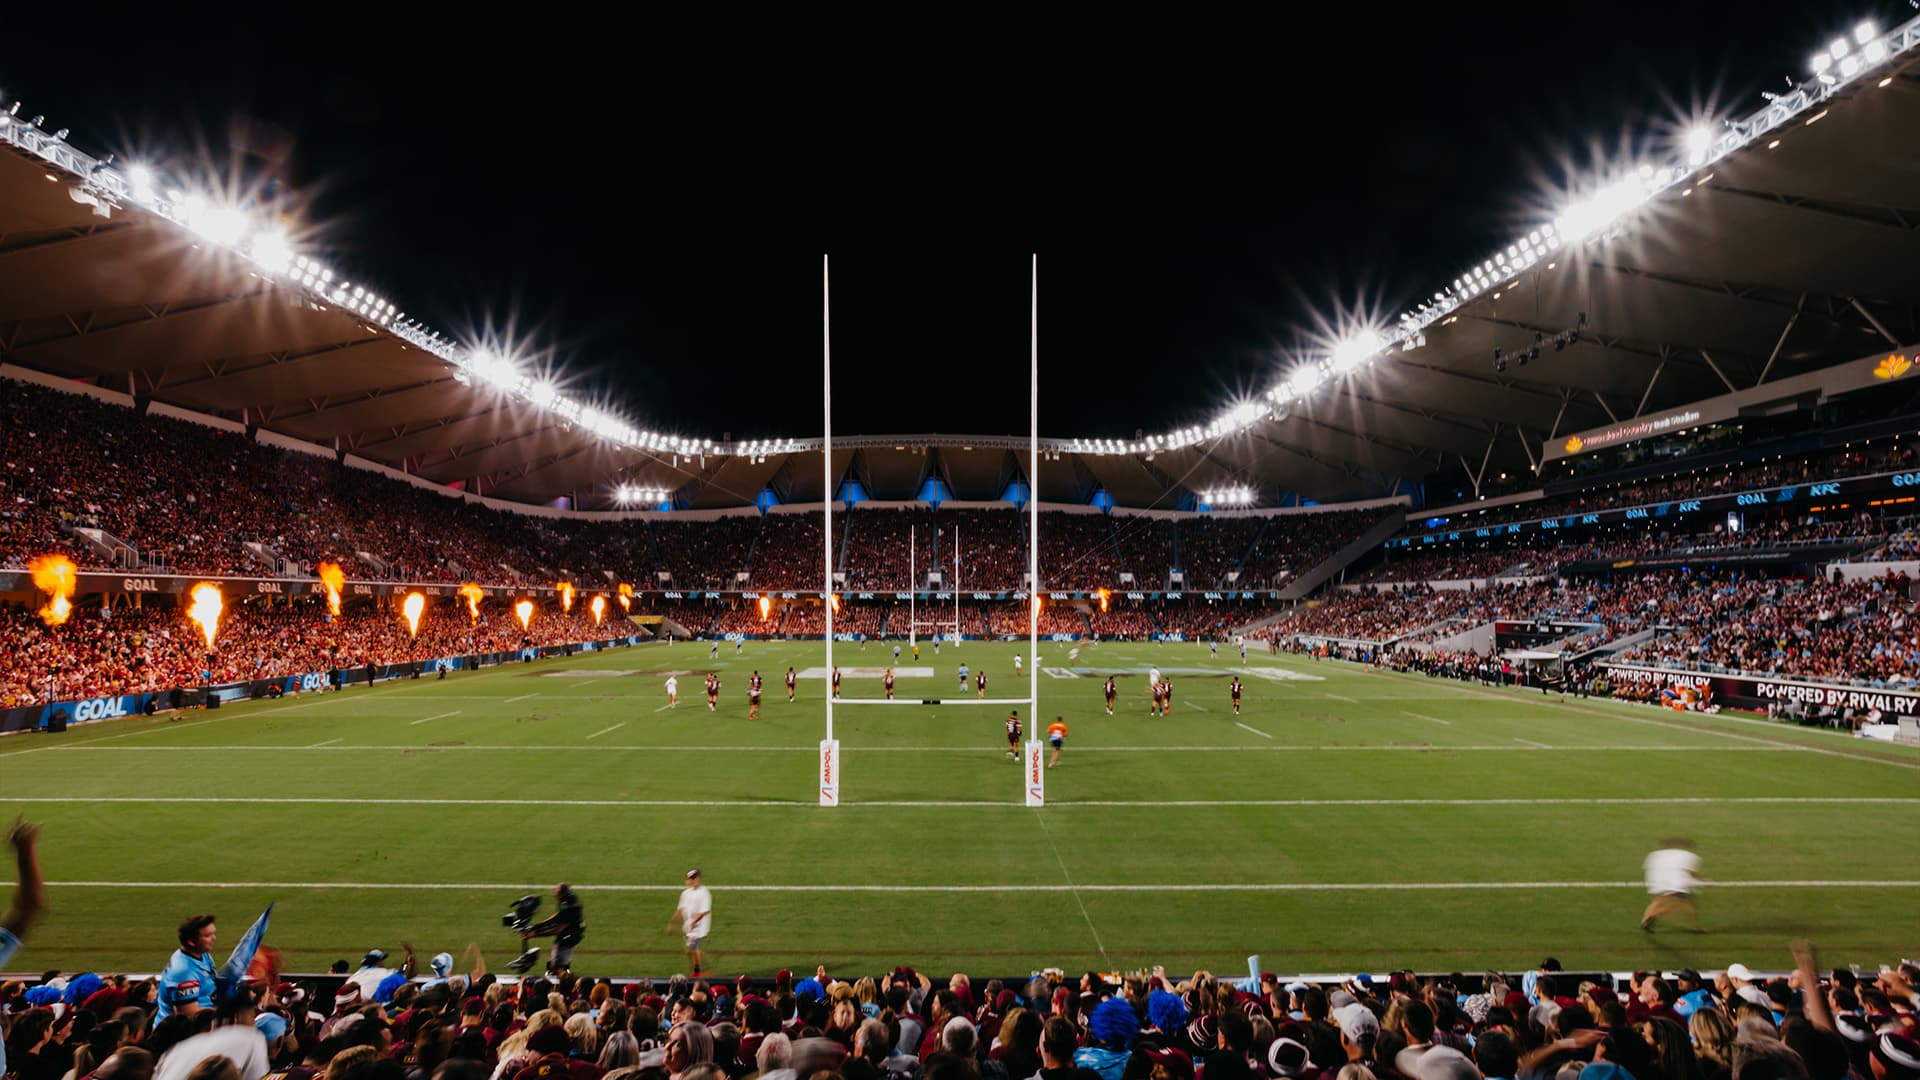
1, 3, 1878, 442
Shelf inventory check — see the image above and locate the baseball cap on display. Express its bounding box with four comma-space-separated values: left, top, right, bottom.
1412, 1046, 1480, 1080
686, 869, 701, 879
361, 949, 388, 967
255, 1013, 289, 1041
1872, 1034, 1920, 1080
1726, 963, 1754, 981
1348, 973, 1374, 992
1675, 968, 1702, 986
335, 983, 364, 1009
1267, 1037, 1311, 1078
1333, 1003, 1380, 1043
432, 953, 454, 978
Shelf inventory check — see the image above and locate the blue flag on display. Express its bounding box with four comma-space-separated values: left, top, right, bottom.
215, 902, 273, 1003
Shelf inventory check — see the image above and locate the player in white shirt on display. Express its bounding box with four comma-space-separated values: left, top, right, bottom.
666, 868, 713, 976
1013, 653, 1023, 676
664, 675, 678, 709
1640, 840, 1702, 933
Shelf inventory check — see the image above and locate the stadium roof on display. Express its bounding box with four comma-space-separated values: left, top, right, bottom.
2, 16, 1918, 510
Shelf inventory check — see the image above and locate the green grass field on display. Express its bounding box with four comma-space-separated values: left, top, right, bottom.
5, 639, 1918, 978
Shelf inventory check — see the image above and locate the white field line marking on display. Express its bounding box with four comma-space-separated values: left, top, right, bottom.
82, 716, 228, 744
15, 796, 1913, 809
1514, 737, 1553, 749
504, 694, 539, 704
1405, 712, 1452, 726
1326, 693, 1359, 703
43, 878, 1920, 893
22, 743, 1799, 754
1185, 701, 1208, 712
1235, 722, 1273, 740
654, 702, 677, 713
409, 711, 462, 726
308, 738, 343, 748
1033, 809, 1111, 965
586, 723, 626, 740
1289, 655, 1920, 772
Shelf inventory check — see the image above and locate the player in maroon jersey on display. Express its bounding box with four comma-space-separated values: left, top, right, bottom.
1004, 709, 1023, 760
1160, 678, 1173, 716
747, 671, 763, 721
976, 669, 988, 699
1229, 676, 1243, 715
1103, 675, 1116, 715
883, 667, 896, 700
705, 672, 720, 711
831, 666, 842, 698
785, 666, 797, 702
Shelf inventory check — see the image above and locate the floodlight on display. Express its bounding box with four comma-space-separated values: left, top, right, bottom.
1863, 38, 1887, 62
1811, 51, 1833, 73
1830, 36, 1849, 59
1685, 126, 1713, 164
1854, 20, 1876, 44
1840, 54, 1862, 77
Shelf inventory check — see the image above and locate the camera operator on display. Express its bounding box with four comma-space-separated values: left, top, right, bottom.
520, 883, 584, 975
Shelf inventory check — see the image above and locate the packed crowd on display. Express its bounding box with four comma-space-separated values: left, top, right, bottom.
0, 598, 640, 707
1616, 571, 1916, 687
841, 511, 934, 590
1116, 520, 1176, 587
5, 881, 1915, 1080
1353, 552, 1528, 585
651, 521, 759, 592
1422, 441, 1918, 532
1238, 510, 1394, 587
1039, 515, 1123, 593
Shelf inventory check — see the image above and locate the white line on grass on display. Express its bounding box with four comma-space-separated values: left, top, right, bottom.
1032, 810, 1111, 964
1185, 702, 1208, 712
308, 738, 343, 748
17, 796, 1912, 809
654, 703, 677, 713
1514, 737, 1553, 749
504, 694, 539, 704
586, 723, 626, 740
409, 711, 462, 726
25, 743, 1798, 754
1235, 722, 1273, 740
44, 878, 1920, 893
1405, 712, 1451, 726
1326, 693, 1359, 703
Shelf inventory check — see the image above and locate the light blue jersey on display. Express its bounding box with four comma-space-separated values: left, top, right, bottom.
156, 947, 217, 1026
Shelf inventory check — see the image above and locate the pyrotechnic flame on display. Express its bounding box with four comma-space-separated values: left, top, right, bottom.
28, 554, 78, 627
402, 592, 426, 638
460, 583, 484, 623
617, 582, 633, 612
829, 593, 841, 615
1096, 587, 1110, 614
590, 595, 606, 625
515, 599, 534, 631
317, 562, 345, 617
187, 583, 224, 648
758, 595, 772, 621
557, 581, 574, 613
1032, 592, 1044, 625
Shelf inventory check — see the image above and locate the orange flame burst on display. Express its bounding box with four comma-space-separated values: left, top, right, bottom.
402, 592, 426, 638
557, 581, 574, 613
590, 595, 607, 625
317, 561, 345, 617
617, 582, 633, 612
460, 583, 484, 623
829, 593, 841, 615
187, 583, 224, 649
28, 554, 79, 627
1095, 587, 1110, 614
758, 595, 772, 621
515, 599, 534, 631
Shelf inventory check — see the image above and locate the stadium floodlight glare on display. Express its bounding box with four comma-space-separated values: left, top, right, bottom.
1685, 125, 1714, 165
1329, 329, 1385, 374
1863, 38, 1888, 62
1201, 486, 1257, 507
1855, 20, 1877, 44
248, 230, 293, 275
1811, 50, 1834, 73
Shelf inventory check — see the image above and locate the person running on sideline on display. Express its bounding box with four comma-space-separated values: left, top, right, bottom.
1210, 640, 1218, 659
1047, 716, 1068, 768
1013, 652, 1023, 678
705, 672, 720, 712
894, 643, 901, 663
709, 639, 719, 661
747, 671, 762, 721
883, 667, 895, 700
785, 666, 797, 702
1004, 709, 1023, 760
1229, 675, 1243, 716
1103, 675, 1116, 716
976, 668, 988, 699
831, 666, 842, 698
664, 674, 679, 710
1161, 677, 1174, 715
958, 661, 969, 690
1640, 839, 1702, 933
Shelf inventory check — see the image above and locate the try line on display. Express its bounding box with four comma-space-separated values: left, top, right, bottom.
41, 879, 1920, 893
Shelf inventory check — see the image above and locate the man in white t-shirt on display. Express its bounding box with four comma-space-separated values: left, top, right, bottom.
665, 675, 679, 709
667, 868, 713, 977
152, 996, 269, 1080
1640, 839, 1702, 933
